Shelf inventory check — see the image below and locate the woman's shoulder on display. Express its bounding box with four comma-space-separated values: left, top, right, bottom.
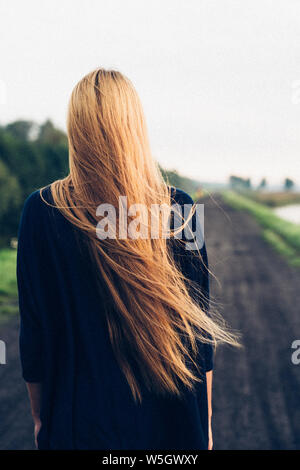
18, 184, 75, 252
170, 186, 194, 206
22, 185, 53, 212
19, 185, 60, 236
169, 186, 206, 252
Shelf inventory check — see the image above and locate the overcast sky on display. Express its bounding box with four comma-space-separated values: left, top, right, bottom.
1, 0, 300, 185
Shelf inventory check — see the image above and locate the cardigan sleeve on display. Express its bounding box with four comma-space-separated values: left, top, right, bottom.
17, 191, 45, 382
170, 188, 214, 372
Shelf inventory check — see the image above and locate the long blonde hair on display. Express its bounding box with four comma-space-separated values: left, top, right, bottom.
49, 68, 238, 401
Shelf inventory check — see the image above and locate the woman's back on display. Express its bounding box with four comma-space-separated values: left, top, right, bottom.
18, 185, 212, 450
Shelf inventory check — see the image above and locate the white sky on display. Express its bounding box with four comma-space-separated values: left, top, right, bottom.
1, 0, 300, 185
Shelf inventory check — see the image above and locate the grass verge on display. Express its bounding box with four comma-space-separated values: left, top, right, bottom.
222, 191, 300, 267
0, 249, 18, 324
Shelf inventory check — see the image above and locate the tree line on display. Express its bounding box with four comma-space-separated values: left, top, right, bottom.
0, 120, 68, 245
229, 175, 295, 192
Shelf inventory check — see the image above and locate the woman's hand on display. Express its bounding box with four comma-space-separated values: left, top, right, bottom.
25, 383, 42, 449
208, 419, 213, 450
34, 419, 42, 449
206, 371, 213, 450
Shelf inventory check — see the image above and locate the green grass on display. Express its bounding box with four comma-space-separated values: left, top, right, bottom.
262, 230, 300, 266
222, 191, 300, 267
0, 249, 18, 323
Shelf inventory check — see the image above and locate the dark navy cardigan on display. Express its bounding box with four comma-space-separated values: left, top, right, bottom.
17, 186, 213, 450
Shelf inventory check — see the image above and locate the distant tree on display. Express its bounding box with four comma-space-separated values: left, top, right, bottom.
38, 120, 68, 146
0, 121, 68, 244
284, 178, 294, 192
36, 143, 69, 184
258, 178, 267, 190
0, 160, 21, 241
0, 127, 44, 196
5, 120, 34, 141
229, 175, 252, 191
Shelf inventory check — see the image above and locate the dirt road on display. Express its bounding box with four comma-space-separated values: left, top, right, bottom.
0, 197, 300, 449
206, 197, 300, 449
